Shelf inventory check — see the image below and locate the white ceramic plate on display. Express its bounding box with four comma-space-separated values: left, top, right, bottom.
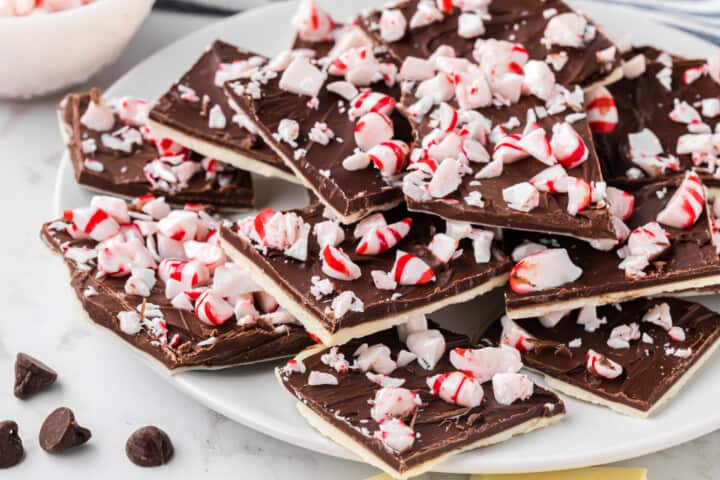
53, 0, 720, 474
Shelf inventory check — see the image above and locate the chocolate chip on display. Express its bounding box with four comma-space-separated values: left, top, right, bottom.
125, 426, 174, 467
0, 421, 24, 469
14, 353, 58, 399
39, 407, 91, 453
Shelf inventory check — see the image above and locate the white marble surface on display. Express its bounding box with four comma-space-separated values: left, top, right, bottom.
0, 9, 719, 480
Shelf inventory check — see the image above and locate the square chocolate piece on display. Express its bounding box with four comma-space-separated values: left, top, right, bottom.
223, 44, 416, 223
485, 298, 720, 417
42, 197, 312, 371
59, 89, 254, 210
591, 50, 720, 192
147, 41, 297, 184
358, 0, 622, 89
220, 205, 511, 345
278, 325, 565, 478
504, 175, 720, 319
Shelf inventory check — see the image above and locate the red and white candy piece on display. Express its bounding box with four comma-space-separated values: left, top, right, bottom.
80, 98, 115, 132
427, 371, 484, 408
65, 206, 120, 242
158, 258, 210, 298
370, 387, 420, 422
656, 171, 705, 229
544, 12, 589, 48
492, 134, 527, 164
668, 326, 686, 343
354, 112, 394, 151
321, 245, 361, 281
523, 60, 556, 101
409, 1, 443, 29
626, 221, 671, 259
509, 248, 582, 293
450, 346, 522, 383
157, 210, 199, 242
350, 90, 396, 119
353, 213, 387, 239
586, 349, 623, 379
530, 164, 568, 193
374, 418, 415, 454
391, 250, 436, 286
406, 329, 445, 370
368, 140, 409, 177
184, 240, 225, 272
428, 157, 465, 198
356, 218, 412, 255
566, 177, 591, 216
518, 128, 555, 166
290, 0, 334, 42
606, 186, 635, 220
97, 238, 156, 277
354, 343, 397, 375
379, 9, 407, 43
585, 86, 618, 133
112, 96, 150, 127
492, 373, 534, 405
500, 316, 535, 353
195, 289, 234, 326
642, 302, 673, 331
550, 122, 589, 170
502, 182, 540, 213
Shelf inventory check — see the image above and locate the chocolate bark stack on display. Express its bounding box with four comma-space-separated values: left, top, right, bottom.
45, 0, 720, 478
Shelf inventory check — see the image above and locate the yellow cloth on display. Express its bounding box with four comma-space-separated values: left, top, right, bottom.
471, 467, 647, 480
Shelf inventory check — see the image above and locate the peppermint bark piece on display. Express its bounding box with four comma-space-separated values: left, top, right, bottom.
220, 205, 511, 345
278, 324, 565, 479
590, 51, 720, 192
42, 196, 312, 371
223, 41, 414, 223
485, 298, 720, 417
505, 174, 720, 319
147, 41, 297, 184
359, 0, 622, 89
59, 90, 254, 209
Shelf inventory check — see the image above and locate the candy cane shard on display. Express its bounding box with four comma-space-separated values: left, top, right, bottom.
356, 218, 412, 255
509, 248, 582, 293
449, 346, 522, 383
585, 86, 618, 133
391, 250, 436, 285
406, 329, 445, 370
656, 171, 705, 229
320, 245, 362, 281
426, 371, 484, 407
374, 418, 415, 453
586, 349, 623, 379
370, 387, 420, 422
492, 373, 534, 405
500, 316, 535, 353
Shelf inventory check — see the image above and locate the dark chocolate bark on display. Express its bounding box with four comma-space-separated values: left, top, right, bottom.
505, 177, 720, 317
279, 326, 565, 476
223, 53, 413, 223
484, 298, 720, 414
402, 92, 616, 240
221, 205, 511, 344
41, 221, 312, 371
148, 40, 288, 175
359, 0, 620, 89
60, 91, 255, 209
593, 54, 720, 188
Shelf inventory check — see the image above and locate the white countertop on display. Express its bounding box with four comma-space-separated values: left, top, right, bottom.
0, 9, 719, 480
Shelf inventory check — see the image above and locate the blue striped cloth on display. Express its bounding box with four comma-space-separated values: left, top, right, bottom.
603, 0, 720, 45
155, 0, 720, 45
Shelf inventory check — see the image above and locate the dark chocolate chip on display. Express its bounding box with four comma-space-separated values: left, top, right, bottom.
125, 426, 174, 467
0, 421, 24, 469
14, 353, 58, 399
39, 407, 91, 453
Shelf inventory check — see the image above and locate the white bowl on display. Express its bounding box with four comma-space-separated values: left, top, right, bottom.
0, 0, 155, 99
